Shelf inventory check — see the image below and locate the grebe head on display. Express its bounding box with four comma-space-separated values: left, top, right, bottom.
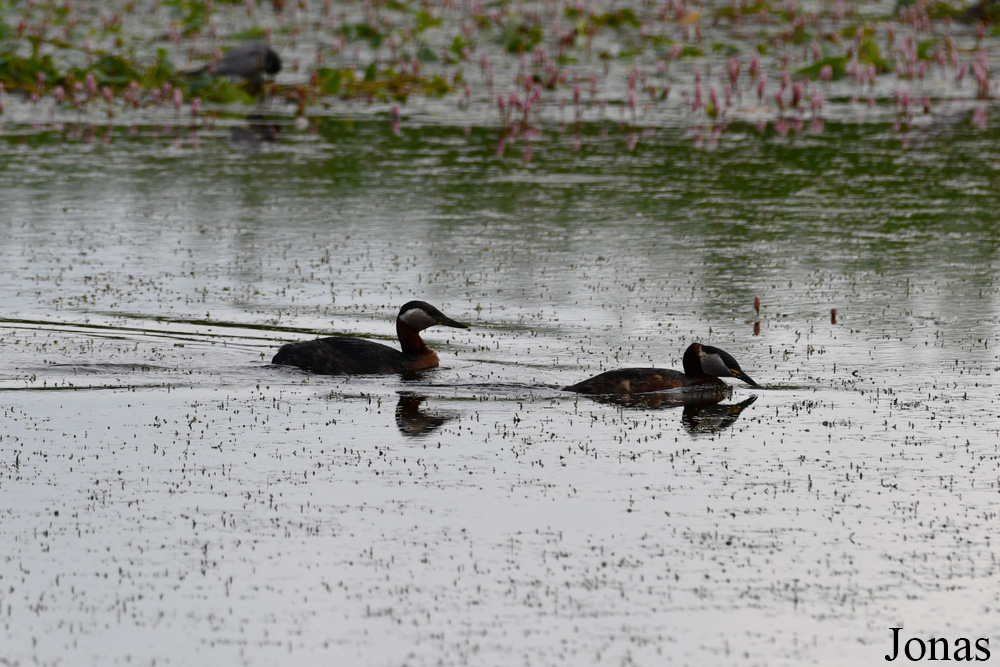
398, 301, 468, 332
695, 343, 759, 387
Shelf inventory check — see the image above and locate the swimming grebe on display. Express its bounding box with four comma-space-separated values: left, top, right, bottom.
272, 301, 468, 375
564, 342, 758, 395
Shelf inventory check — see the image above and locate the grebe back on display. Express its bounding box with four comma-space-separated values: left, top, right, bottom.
272, 301, 467, 375
564, 342, 758, 395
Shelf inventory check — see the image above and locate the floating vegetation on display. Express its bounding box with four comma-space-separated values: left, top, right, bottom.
1, 0, 999, 149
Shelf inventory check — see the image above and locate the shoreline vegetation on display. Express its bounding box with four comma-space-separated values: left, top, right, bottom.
2, 0, 1000, 144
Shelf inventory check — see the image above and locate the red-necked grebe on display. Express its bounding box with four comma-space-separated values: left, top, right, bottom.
272, 301, 467, 375
564, 342, 758, 394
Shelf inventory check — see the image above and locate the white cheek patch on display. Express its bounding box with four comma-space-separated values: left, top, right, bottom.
399, 308, 438, 331
700, 351, 730, 377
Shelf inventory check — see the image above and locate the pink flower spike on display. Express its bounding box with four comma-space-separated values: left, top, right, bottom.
811, 91, 823, 113
191, 97, 201, 118
173, 88, 183, 111
820, 65, 833, 82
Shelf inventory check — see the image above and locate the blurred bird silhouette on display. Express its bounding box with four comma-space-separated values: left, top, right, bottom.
187, 41, 282, 92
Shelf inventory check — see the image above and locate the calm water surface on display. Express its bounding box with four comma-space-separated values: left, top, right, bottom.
2, 116, 1000, 665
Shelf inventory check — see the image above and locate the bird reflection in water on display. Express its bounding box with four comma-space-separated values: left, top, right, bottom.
229, 113, 281, 150
579, 391, 758, 434
681, 395, 758, 433
395, 392, 452, 437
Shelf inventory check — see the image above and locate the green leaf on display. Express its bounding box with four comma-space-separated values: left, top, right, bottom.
315, 67, 344, 95
501, 21, 543, 54
711, 42, 741, 56
417, 44, 439, 63
230, 27, 268, 41
450, 35, 470, 58
857, 38, 888, 71
424, 74, 450, 97
840, 24, 874, 39
188, 77, 256, 104
415, 9, 441, 33
916, 38, 939, 61
714, 1, 769, 18
796, 55, 850, 79
88, 54, 143, 86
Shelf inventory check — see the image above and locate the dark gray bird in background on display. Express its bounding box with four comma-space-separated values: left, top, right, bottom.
211, 41, 282, 85
188, 41, 282, 88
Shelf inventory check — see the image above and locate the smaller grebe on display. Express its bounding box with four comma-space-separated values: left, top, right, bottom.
564, 342, 758, 395
272, 301, 467, 375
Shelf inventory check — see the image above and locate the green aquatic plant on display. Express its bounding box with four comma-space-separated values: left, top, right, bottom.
314, 67, 353, 96
187, 75, 257, 105
313, 65, 451, 103
341, 23, 386, 49
499, 19, 544, 54
414, 8, 442, 34
857, 37, 889, 72
797, 55, 850, 80
0, 41, 60, 91
714, 1, 771, 20
161, 0, 210, 37
565, 7, 641, 29
0, 15, 14, 40
73, 54, 142, 87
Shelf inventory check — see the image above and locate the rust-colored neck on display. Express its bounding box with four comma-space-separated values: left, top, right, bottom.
396, 319, 440, 371
397, 319, 430, 355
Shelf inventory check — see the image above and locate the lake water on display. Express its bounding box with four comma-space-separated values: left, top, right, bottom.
4, 1, 1000, 665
